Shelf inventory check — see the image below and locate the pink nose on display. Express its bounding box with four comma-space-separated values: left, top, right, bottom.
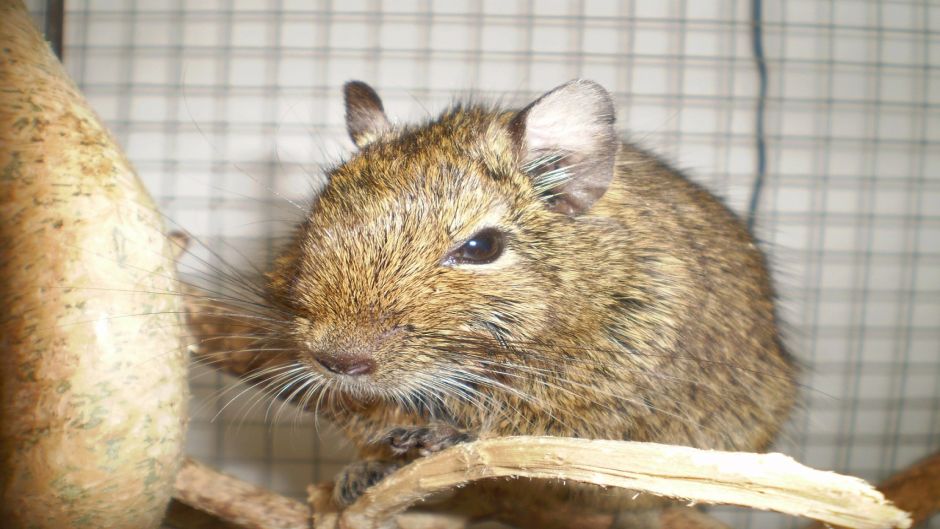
316, 355, 375, 376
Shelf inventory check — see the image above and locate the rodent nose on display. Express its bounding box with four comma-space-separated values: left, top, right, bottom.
316, 354, 375, 376
307, 325, 407, 376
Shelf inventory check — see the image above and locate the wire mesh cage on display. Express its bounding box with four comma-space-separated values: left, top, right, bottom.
22, 0, 940, 527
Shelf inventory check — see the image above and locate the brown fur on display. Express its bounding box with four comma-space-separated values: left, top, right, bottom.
267, 81, 797, 521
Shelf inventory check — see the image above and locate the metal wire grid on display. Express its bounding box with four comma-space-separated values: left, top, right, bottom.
747, 3, 938, 526
42, 1, 940, 527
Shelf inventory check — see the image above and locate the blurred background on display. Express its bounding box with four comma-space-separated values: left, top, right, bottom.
26, 1, 939, 527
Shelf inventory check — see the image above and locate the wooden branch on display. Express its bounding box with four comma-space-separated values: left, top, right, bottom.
173, 452, 940, 529
173, 458, 309, 529
317, 437, 910, 529
804, 450, 940, 529
169, 443, 923, 529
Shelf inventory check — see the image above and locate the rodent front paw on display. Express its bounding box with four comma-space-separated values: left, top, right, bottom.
332, 460, 403, 507
382, 424, 474, 457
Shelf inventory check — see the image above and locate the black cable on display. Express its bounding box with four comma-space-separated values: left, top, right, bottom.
44, 0, 65, 61
746, 0, 768, 233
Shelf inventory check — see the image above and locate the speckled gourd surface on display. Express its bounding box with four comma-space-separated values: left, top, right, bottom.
0, 1, 187, 527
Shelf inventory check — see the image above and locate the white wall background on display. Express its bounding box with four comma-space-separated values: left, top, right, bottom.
33, 0, 940, 527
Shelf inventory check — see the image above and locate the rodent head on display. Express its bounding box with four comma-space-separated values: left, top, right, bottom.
269, 79, 623, 404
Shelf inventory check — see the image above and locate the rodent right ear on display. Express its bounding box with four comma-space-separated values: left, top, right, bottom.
510, 79, 618, 216
343, 81, 391, 148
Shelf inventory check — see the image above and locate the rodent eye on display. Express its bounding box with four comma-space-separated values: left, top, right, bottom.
447, 228, 504, 265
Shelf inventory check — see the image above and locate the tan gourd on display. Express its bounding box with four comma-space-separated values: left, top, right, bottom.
0, 2, 187, 527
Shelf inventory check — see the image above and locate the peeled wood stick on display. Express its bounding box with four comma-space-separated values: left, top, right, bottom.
333, 437, 911, 529
173, 458, 309, 529
804, 450, 940, 529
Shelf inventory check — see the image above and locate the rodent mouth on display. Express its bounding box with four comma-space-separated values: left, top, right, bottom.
305, 358, 396, 404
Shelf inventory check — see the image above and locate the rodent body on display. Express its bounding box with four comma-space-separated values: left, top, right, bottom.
268, 80, 797, 521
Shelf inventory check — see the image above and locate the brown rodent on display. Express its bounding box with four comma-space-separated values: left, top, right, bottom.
266, 79, 798, 523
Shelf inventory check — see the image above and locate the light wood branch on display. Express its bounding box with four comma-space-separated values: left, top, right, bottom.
170, 447, 938, 529
804, 450, 940, 529
313, 437, 910, 529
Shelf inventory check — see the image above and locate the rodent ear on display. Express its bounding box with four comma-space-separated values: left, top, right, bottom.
344, 81, 391, 148
510, 79, 618, 216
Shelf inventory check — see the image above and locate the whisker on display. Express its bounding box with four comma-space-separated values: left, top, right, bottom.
272, 371, 320, 426
210, 367, 301, 423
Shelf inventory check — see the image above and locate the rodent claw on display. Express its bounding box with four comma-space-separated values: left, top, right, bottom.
332, 460, 402, 507
380, 425, 475, 456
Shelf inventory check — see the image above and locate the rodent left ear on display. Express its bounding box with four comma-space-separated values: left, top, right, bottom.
510, 79, 618, 216
344, 81, 391, 148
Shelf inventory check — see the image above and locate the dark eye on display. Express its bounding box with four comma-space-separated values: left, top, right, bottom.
447, 228, 504, 265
